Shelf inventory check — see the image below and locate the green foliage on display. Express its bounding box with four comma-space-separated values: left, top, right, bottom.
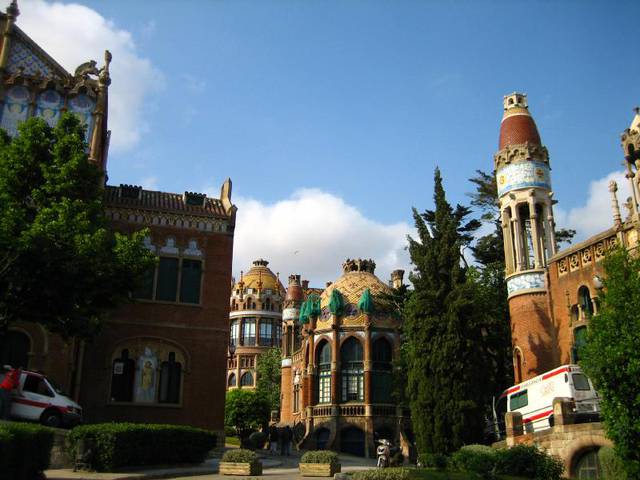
66, 422, 216, 471
329, 289, 344, 315
581, 247, 640, 478
224, 389, 271, 438
358, 288, 374, 313
221, 448, 258, 463
352, 467, 412, 480
0, 114, 155, 338
418, 452, 449, 470
494, 445, 564, 480
255, 347, 282, 412
405, 168, 501, 454
0, 422, 54, 480
300, 450, 339, 464
598, 446, 628, 480
451, 445, 497, 479
247, 431, 268, 450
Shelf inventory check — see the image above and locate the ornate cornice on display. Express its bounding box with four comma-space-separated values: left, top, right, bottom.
494, 142, 549, 171
106, 207, 233, 235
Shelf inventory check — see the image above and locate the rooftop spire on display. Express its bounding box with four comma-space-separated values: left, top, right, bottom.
6, 0, 19, 18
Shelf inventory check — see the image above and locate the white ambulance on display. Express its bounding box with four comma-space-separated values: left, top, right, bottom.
495, 364, 600, 434
1, 369, 82, 428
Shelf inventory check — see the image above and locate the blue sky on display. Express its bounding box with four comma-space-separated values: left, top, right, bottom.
13, 0, 640, 284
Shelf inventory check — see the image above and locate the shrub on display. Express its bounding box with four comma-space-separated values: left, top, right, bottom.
0, 422, 54, 480
417, 452, 448, 469
248, 431, 267, 450
66, 423, 217, 472
451, 444, 497, 479
352, 467, 411, 480
495, 444, 564, 480
598, 446, 627, 480
300, 450, 339, 464
222, 449, 258, 463
224, 425, 236, 437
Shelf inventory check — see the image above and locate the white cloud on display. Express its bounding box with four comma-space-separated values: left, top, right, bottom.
10, 0, 162, 152
555, 170, 632, 243
228, 189, 413, 287
139, 175, 159, 191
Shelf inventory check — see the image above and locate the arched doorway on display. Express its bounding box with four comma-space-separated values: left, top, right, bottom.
340, 426, 365, 457
315, 427, 330, 450
0, 331, 30, 369
573, 448, 602, 479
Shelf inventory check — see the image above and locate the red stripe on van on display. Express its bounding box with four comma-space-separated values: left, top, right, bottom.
542, 367, 569, 380
13, 397, 50, 409
523, 409, 553, 423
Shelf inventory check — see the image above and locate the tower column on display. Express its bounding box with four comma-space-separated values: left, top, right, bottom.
528, 198, 542, 269
502, 208, 515, 274
512, 210, 524, 271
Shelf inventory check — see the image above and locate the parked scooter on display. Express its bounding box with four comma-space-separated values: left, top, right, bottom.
376, 439, 391, 468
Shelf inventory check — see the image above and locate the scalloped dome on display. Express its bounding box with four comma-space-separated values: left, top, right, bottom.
233, 259, 284, 293
320, 270, 391, 313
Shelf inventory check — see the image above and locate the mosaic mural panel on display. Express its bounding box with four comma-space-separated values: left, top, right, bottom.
36, 89, 63, 127
7, 39, 53, 77
68, 94, 96, 144
496, 161, 551, 196
0, 85, 30, 136
507, 272, 546, 296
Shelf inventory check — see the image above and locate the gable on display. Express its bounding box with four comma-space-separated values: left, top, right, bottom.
6, 28, 69, 79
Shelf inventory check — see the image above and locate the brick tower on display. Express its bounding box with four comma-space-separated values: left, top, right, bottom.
494, 93, 558, 382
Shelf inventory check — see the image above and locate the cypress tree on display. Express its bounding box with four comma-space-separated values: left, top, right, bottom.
405, 168, 492, 454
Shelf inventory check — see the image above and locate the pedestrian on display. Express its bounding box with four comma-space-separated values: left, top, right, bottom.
0, 365, 22, 420
269, 424, 278, 455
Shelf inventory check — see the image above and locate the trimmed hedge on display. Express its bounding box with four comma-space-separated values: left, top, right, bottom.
417, 452, 448, 470
248, 431, 267, 450
300, 450, 339, 464
352, 467, 411, 480
494, 444, 564, 480
221, 449, 258, 463
451, 444, 497, 479
0, 422, 54, 480
66, 423, 217, 471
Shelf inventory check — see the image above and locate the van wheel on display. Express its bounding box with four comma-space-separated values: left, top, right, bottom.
41, 410, 62, 428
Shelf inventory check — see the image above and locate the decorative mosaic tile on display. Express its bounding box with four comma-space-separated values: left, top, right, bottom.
35, 89, 63, 128
0, 85, 30, 136
7, 39, 52, 77
68, 94, 96, 144
507, 272, 545, 295
496, 161, 551, 196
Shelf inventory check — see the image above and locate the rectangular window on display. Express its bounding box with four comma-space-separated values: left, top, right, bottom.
259, 320, 273, 346
156, 257, 179, 301
318, 366, 331, 404
293, 385, 300, 412
134, 266, 155, 300
342, 363, 364, 402
372, 372, 393, 403
572, 373, 591, 391
230, 320, 239, 346
509, 390, 528, 411
242, 318, 256, 346
179, 259, 202, 304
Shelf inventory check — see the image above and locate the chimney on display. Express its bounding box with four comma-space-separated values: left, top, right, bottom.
301, 280, 309, 290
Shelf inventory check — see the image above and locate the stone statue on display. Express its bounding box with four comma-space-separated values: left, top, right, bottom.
74, 60, 99, 78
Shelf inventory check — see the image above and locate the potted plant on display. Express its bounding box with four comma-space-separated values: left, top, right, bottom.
220, 449, 262, 476
299, 450, 341, 477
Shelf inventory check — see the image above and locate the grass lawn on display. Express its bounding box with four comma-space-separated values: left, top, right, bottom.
225, 435, 241, 447
411, 469, 526, 480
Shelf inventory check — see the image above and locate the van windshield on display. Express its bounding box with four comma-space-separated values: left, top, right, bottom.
510, 390, 528, 410
572, 373, 591, 391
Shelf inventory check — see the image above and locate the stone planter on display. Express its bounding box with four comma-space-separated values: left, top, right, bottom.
299, 462, 341, 477
220, 461, 263, 476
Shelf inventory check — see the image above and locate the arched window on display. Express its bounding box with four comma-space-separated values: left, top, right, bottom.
341, 337, 364, 402
573, 448, 601, 479
340, 426, 365, 457
158, 352, 182, 404
515, 349, 524, 384
518, 204, 535, 269
110, 349, 135, 402
228, 373, 237, 387
316, 341, 331, 404
372, 338, 393, 403
240, 371, 254, 387
265, 298, 271, 311
579, 286, 594, 319
0, 331, 30, 369
315, 428, 330, 450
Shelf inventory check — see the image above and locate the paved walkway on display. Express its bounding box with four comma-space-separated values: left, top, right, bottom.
45, 452, 376, 480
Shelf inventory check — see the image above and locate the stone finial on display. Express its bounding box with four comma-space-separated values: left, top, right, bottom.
609, 180, 622, 228
6, 0, 19, 18
288, 274, 301, 286
391, 270, 405, 289
342, 258, 376, 274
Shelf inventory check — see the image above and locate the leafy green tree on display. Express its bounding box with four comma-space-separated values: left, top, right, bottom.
256, 347, 282, 413
224, 388, 271, 443
0, 114, 155, 339
405, 168, 496, 454
581, 247, 640, 478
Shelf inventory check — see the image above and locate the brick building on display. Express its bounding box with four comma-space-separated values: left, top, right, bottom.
279, 260, 409, 458
495, 92, 640, 383
0, 3, 235, 441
